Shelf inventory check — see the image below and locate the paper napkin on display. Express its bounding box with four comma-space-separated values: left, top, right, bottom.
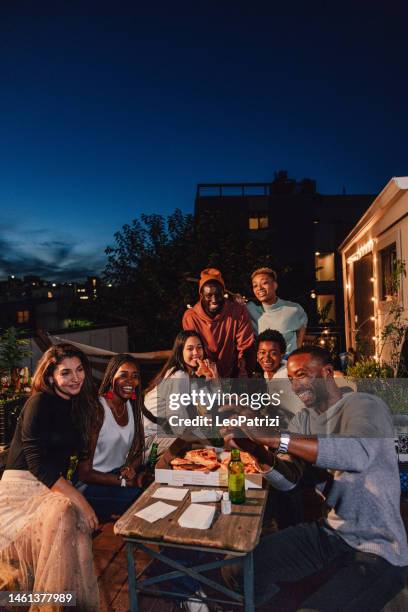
190, 490, 223, 503
152, 487, 189, 501
135, 501, 177, 523
178, 503, 216, 529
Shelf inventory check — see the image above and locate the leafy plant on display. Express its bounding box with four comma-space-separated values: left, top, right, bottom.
347, 357, 393, 379
377, 259, 407, 375
317, 300, 334, 325
0, 328, 32, 380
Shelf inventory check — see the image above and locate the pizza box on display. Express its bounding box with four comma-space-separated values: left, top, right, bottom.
155, 438, 263, 489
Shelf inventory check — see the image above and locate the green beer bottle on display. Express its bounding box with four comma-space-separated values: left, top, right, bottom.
147, 442, 159, 472
228, 448, 245, 504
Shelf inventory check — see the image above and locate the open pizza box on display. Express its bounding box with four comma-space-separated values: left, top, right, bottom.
155, 438, 263, 489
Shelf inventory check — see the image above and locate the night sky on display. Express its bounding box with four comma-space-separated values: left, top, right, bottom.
1, 1, 407, 280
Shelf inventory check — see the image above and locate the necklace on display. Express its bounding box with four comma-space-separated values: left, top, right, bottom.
108, 400, 127, 420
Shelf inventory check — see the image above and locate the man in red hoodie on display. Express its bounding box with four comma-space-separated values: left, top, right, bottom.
182, 268, 255, 377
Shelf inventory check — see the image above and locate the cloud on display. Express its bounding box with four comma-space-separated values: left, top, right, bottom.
0, 233, 106, 281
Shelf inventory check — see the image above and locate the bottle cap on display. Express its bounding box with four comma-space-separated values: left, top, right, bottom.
223, 492, 230, 501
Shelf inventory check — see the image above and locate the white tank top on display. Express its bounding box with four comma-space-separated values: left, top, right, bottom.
93, 396, 135, 472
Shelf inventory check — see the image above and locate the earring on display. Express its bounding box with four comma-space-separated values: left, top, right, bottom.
131, 391, 137, 400
104, 390, 114, 400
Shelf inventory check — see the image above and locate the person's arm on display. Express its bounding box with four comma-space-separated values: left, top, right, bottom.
236, 305, 256, 376
296, 325, 306, 348
51, 476, 98, 531
21, 396, 64, 487
182, 308, 194, 330
223, 433, 306, 491
77, 427, 121, 487
21, 396, 98, 531
296, 305, 308, 348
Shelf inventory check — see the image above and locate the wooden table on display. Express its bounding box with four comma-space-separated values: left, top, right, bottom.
114, 482, 268, 612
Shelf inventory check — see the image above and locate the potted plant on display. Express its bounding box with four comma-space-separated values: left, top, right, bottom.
0, 328, 32, 446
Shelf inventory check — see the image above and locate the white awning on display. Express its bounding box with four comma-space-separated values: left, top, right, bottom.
49, 334, 171, 363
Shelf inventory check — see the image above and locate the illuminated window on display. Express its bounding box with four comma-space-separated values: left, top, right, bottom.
249, 212, 269, 230
380, 242, 397, 300
315, 253, 335, 281
316, 295, 336, 323
17, 310, 30, 324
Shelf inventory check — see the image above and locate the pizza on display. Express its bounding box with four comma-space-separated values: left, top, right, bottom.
220, 451, 261, 474
170, 448, 220, 472
184, 448, 217, 466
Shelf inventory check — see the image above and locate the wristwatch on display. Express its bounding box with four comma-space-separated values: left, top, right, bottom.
277, 432, 291, 454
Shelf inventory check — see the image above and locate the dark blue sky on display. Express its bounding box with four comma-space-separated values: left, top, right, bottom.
1, 1, 407, 280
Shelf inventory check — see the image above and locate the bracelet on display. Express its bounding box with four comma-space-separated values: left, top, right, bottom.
277, 432, 291, 454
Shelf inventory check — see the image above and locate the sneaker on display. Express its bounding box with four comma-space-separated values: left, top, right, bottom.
182, 588, 210, 612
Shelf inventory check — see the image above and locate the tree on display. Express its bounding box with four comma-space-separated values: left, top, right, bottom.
102, 208, 307, 351
0, 327, 32, 389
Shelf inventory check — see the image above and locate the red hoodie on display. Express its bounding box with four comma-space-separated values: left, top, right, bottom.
182, 300, 255, 377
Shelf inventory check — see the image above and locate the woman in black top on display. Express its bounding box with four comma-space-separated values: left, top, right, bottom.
0, 343, 100, 610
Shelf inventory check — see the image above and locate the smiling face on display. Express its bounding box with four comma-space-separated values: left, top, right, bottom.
200, 282, 225, 316
51, 357, 86, 399
252, 274, 277, 304
112, 362, 140, 401
257, 340, 283, 376
182, 335, 205, 370
287, 353, 333, 409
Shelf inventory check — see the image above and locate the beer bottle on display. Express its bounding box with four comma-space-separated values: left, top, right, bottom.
140, 442, 159, 488
147, 442, 159, 473
228, 448, 245, 504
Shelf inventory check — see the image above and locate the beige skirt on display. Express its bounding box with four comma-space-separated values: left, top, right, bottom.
0, 470, 99, 611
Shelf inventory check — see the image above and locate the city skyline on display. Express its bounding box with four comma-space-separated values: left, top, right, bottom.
1, 2, 407, 280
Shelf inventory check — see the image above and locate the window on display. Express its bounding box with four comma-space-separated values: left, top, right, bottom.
315, 252, 335, 281
248, 212, 269, 230
17, 310, 30, 324
380, 242, 397, 301
316, 295, 336, 323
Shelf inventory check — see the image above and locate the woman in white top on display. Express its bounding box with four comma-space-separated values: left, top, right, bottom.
143, 330, 218, 457
77, 354, 148, 519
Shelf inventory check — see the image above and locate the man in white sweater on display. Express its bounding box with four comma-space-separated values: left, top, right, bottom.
221, 346, 408, 610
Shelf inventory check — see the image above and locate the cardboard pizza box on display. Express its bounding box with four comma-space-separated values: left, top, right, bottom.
155, 438, 263, 489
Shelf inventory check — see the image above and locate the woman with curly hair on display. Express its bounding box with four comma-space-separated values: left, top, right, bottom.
0, 343, 100, 610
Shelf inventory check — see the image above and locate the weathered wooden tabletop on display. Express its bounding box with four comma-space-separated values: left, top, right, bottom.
114, 482, 267, 554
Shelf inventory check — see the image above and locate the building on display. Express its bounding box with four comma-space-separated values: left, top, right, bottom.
340, 177, 408, 362
195, 171, 374, 347
0, 275, 103, 332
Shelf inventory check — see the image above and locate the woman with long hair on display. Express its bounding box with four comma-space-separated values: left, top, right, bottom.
0, 343, 100, 610
143, 330, 218, 457
76, 354, 147, 519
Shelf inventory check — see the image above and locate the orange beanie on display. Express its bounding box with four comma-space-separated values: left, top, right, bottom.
198, 268, 225, 292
